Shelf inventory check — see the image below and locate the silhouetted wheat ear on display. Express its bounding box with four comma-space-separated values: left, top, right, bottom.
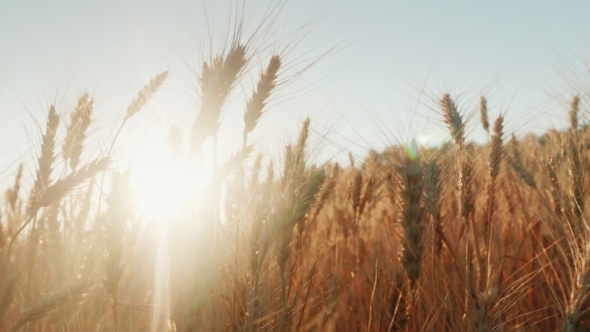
350, 154, 363, 217
28, 105, 60, 215
480, 96, 489, 133
311, 163, 338, 221
191, 44, 247, 154
5, 163, 23, 212
63, 93, 93, 171
35, 157, 111, 212
124, 71, 169, 120
397, 149, 425, 288
489, 115, 503, 179
357, 173, 375, 218
459, 161, 474, 218
441, 93, 464, 146
243, 55, 281, 145
570, 95, 580, 132
484, 115, 503, 244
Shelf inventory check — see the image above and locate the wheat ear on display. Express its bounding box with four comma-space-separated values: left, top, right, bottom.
243, 55, 281, 147
28, 105, 60, 215
63, 94, 93, 171
397, 143, 425, 289
5, 163, 23, 213
191, 44, 247, 158
484, 115, 503, 246
124, 71, 168, 121
480, 96, 490, 133
568, 96, 584, 221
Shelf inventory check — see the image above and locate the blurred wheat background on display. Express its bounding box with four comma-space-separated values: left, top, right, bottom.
3, 1, 590, 331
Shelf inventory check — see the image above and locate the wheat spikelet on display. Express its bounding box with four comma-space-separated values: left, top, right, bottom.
35, 157, 110, 211
28, 105, 60, 215
489, 115, 503, 179
311, 163, 338, 222
292, 118, 310, 178
441, 93, 464, 146
460, 156, 475, 218
298, 168, 325, 224
243, 55, 281, 146
4, 164, 23, 213
74, 178, 95, 234
570, 95, 580, 132
480, 96, 489, 133
191, 44, 247, 155
484, 115, 503, 242
568, 97, 584, 221
350, 154, 363, 218
440, 94, 474, 218
507, 134, 536, 188
63, 93, 93, 171
8, 157, 111, 249
423, 159, 443, 254
396, 145, 425, 288
570, 141, 584, 220
125, 71, 168, 120
472, 287, 498, 332
548, 157, 563, 218
358, 174, 375, 219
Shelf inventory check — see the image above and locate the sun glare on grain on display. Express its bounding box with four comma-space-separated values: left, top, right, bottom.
132, 139, 212, 220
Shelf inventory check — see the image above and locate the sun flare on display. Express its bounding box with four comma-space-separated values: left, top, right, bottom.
132, 143, 212, 220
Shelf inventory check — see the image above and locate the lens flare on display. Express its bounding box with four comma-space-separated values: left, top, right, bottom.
132, 144, 212, 221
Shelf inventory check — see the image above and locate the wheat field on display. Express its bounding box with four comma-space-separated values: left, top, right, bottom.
2, 7, 590, 332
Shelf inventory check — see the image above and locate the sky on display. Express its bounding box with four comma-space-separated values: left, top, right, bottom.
2, 0, 590, 182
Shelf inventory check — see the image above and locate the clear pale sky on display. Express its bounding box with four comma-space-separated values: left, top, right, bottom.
2, 0, 590, 180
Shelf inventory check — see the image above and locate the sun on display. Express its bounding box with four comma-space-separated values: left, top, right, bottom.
131, 138, 212, 221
